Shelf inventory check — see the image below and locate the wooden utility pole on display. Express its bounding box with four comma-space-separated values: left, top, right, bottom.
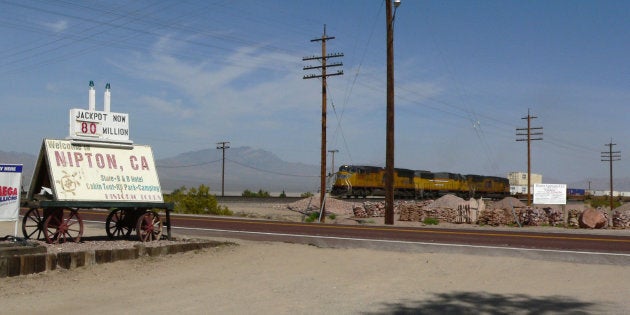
601, 140, 621, 215
216, 141, 230, 197
384, 0, 400, 225
516, 109, 543, 206
303, 25, 343, 222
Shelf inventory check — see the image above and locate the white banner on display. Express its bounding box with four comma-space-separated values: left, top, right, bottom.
533, 183, 567, 205
0, 164, 22, 221
43, 139, 163, 202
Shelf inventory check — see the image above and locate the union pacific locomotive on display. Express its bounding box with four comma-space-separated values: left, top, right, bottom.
331, 165, 510, 199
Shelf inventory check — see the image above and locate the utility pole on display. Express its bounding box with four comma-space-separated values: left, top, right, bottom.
303, 25, 343, 223
601, 139, 621, 216
328, 149, 339, 175
216, 141, 230, 197
385, 0, 400, 225
516, 109, 543, 206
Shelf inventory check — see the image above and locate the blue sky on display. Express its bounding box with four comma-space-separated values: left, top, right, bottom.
0, 0, 628, 186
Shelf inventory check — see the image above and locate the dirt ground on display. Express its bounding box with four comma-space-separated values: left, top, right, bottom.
1, 201, 629, 314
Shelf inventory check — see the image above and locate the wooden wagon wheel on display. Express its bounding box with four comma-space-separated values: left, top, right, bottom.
22, 207, 45, 240
136, 210, 162, 242
43, 208, 84, 244
105, 208, 132, 239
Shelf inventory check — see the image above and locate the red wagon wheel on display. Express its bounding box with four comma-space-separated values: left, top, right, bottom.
106, 208, 132, 239
22, 207, 45, 240
43, 208, 84, 244
136, 210, 162, 242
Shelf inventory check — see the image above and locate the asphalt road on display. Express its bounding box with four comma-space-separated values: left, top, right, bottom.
67, 208, 630, 265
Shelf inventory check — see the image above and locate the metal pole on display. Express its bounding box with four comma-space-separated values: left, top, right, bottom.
328, 149, 338, 175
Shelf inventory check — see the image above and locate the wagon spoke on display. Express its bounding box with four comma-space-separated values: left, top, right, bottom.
43, 209, 84, 244
106, 209, 132, 239
136, 211, 162, 242
22, 208, 46, 240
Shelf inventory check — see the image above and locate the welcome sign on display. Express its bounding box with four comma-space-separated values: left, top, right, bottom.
0, 164, 22, 221
30, 139, 163, 203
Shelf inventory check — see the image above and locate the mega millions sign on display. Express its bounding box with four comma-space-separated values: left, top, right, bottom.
0, 164, 22, 221
69, 108, 131, 143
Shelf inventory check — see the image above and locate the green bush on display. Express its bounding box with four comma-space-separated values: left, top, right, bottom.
304, 212, 319, 223
300, 192, 314, 198
242, 189, 271, 198
588, 197, 621, 209
303, 212, 336, 223
423, 217, 439, 225
165, 185, 232, 215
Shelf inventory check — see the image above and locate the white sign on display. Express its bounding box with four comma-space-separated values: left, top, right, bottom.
0, 164, 22, 221
40, 139, 163, 202
533, 183, 567, 205
69, 109, 131, 143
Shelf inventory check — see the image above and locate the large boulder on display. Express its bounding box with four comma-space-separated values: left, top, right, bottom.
579, 208, 607, 229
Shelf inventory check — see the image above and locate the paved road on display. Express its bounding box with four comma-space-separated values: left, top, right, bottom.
68, 208, 630, 265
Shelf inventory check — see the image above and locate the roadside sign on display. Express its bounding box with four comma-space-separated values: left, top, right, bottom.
69, 109, 131, 144
0, 164, 22, 222
533, 183, 567, 205
29, 139, 163, 203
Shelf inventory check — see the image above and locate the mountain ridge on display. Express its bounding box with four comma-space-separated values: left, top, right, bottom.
1, 148, 628, 194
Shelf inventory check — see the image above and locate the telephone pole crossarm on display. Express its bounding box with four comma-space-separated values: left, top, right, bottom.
601, 140, 621, 215
515, 109, 543, 206
216, 141, 230, 197
302, 25, 344, 223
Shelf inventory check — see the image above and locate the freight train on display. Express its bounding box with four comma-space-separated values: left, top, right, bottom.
331, 165, 510, 200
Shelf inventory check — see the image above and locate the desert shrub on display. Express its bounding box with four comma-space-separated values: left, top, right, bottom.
423, 217, 439, 225
242, 189, 271, 198
165, 185, 232, 215
588, 196, 621, 209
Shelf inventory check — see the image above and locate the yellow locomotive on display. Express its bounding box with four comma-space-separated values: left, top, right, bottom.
331, 165, 509, 199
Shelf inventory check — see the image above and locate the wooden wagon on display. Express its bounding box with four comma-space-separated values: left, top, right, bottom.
21, 200, 173, 244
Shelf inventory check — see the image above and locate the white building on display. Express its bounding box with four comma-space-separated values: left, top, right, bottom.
508, 172, 542, 195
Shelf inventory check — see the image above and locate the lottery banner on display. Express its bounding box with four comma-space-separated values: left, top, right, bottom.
0, 164, 22, 221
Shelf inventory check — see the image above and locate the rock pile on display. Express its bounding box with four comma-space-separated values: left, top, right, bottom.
513, 207, 563, 227
284, 194, 628, 229
285, 194, 357, 215
477, 207, 513, 226
613, 203, 630, 228
398, 195, 483, 224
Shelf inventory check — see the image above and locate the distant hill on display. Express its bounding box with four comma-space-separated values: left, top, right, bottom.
2, 148, 629, 195
156, 146, 321, 194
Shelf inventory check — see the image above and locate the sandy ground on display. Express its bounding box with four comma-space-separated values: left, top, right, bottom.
1, 203, 630, 314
